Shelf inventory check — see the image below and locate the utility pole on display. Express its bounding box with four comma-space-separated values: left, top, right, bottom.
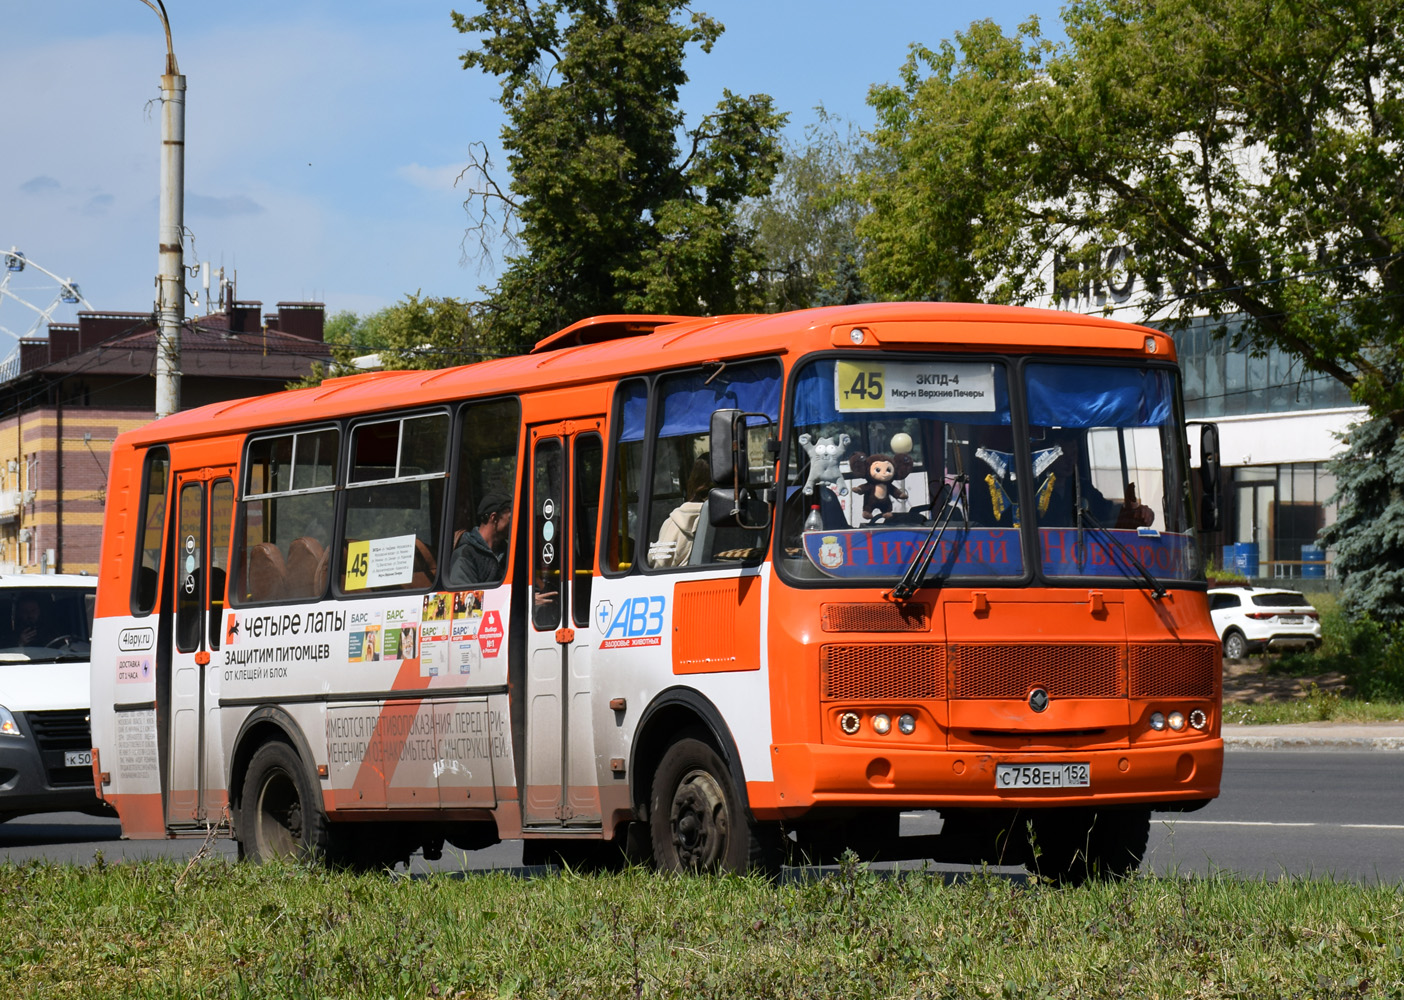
144, 0, 184, 420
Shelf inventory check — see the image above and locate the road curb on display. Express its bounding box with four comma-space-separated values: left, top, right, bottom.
1225, 734, 1404, 751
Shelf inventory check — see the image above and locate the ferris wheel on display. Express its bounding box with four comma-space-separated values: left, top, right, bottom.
0, 247, 95, 343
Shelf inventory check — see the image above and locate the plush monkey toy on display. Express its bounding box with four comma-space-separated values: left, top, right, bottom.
799, 432, 851, 495
848, 451, 915, 520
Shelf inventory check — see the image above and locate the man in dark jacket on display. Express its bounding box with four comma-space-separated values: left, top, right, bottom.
447, 491, 513, 587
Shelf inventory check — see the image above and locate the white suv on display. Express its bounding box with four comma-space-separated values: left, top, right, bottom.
0, 575, 114, 823
1208, 587, 1323, 659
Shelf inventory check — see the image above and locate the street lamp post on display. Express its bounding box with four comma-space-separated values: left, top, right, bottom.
141, 0, 184, 420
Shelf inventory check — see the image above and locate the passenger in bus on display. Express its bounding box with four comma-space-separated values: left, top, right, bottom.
447, 491, 513, 587
648, 457, 712, 567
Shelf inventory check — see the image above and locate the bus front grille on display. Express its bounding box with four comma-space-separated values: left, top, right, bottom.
1128, 642, 1219, 699
949, 643, 1124, 699
821, 644, 946, 700
821, 603, 931, 632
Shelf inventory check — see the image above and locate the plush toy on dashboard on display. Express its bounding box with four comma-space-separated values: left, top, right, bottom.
848, 451, 915, 520
799, 432, 852, 496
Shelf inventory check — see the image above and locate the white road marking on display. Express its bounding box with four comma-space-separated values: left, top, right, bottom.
1163, 820, 1404, 830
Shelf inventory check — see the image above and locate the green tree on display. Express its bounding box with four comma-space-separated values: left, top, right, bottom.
1321, 416, 1404, 624
286, 294, 508, 388
747, 114, 870, 311
860, 0, 1404, 427
453, 0, 786, 345
372, 292, 505, 370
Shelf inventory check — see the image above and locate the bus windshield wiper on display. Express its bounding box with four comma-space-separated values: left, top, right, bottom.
1077, 503, 1167, 599
888, 474, 968, 603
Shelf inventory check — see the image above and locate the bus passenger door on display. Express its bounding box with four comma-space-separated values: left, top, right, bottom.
164, 468, 235, 829
522, 422, 605, 829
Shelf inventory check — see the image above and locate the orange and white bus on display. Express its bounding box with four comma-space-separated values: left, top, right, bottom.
89, 303, 1223, 879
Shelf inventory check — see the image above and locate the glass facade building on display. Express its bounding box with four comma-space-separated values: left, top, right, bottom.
1168, 317, 1350, 581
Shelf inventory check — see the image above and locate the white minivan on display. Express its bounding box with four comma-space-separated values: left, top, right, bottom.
0, 575, 114, 823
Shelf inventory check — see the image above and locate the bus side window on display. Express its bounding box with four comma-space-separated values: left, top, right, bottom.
605, 380, 647, 573
341, 413, 449, 594
208, 478, 234, 649
445, 398, 521, 589
132, 447, 170, 616
572, 433, 603, 627
645, 362, 780, 569
234, 428, 339, 605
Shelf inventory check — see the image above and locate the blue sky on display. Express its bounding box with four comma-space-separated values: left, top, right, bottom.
3, 1, 1063, 336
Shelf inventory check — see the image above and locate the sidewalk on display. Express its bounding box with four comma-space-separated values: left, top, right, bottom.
1222, 721, 1404, 750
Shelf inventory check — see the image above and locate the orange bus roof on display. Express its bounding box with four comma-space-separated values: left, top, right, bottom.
120, 302, 1170, 447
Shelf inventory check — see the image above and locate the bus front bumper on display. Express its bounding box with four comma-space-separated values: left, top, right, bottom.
759, 740, 1223, 817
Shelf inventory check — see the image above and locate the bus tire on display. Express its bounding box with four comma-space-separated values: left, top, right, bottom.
649, 736, 779, 874
238, 740, 330, 863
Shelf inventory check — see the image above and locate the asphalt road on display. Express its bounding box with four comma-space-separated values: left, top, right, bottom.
2, 749, 1400, 883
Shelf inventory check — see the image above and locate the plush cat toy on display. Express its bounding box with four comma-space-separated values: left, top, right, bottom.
848, 451, 915, 520
799, 432, 851, 495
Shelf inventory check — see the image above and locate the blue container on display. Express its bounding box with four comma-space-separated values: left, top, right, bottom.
1301, 544, 1325, 579
1232, 542, 1259, 578
1221, 545, 1235, 573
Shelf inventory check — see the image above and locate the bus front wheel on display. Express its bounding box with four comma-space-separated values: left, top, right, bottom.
238, 740, 330, 863
649, 736, 779, 873
1030, 807, 1150, 885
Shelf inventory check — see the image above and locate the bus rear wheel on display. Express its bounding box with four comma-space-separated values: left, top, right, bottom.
649, 736, 779, 874
238, 741, 329, 863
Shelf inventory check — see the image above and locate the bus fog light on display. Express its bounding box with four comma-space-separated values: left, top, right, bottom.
1168, 711, 1186, 731
1189, 709, 1208, 730
872, 714, 892, 735
1149, 712, 1166, 731
897, 714, 916, 735
839, 712, 860, 735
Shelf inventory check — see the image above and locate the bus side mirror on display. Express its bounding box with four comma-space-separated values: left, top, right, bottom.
1199, 423, 1222, 532
709, 409, 747, 487
709, 408, 774, 529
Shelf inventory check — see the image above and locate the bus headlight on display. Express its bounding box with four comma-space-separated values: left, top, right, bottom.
839, 712, 860, 735
1168, 711, 1186, 731
1189, 709, 1208, 730
0, 706, 21, 737
897, 714, 916, 735
872, 714, 892, 735
1149, 711, 1166, 731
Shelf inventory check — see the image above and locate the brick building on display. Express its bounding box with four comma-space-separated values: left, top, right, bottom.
0, 298, 329, 575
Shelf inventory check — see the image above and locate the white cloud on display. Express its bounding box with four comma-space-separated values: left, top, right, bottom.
396, 163, 469, 193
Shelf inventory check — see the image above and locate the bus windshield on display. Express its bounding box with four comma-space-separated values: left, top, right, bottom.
1026, 361, 1197, 584
778, 355, 1198, 587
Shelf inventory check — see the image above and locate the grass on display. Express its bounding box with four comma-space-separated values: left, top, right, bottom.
1224, 693, 1404, 726
2, 857, 1401, 998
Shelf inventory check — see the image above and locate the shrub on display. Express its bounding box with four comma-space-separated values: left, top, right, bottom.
1276, 611, 1404, 700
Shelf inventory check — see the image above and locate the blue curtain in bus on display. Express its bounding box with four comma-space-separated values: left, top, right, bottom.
1026, 364, 1173, 428
618, 363, 781, 443
791, 360, 1012, 426
617, 382, 649, 444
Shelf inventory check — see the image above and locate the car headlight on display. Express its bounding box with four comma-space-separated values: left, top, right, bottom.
0, 705, 21, 737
